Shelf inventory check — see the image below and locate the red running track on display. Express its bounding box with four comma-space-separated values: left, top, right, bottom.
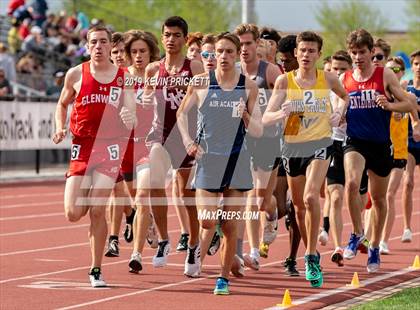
0, 175, 419, 310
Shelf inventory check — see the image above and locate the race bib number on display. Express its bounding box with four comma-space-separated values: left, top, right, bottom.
109, 87, 122, 108
136, 88, 144, 104
304, 90, 315, 105
314, 147, 327, 160
282, 157, 290, 174
232, 101, 241, 118
107, 144, 120, 161
71, 144, 81, 160
258, 88, 268, 107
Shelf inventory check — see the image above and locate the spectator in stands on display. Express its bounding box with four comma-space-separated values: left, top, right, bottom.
76, 11, 90, 31
28, 0, 48, 27
16, 52, 40, 74
22, 25, 46, 56
42, 13, 56, 36
12, 3, 31, 23
0, 43, 17, 83
0, 68, 13, 99
7, 0, 25, 17
7, 19, 22, 54
19, 18, 31, 40
46, 70, 65, 99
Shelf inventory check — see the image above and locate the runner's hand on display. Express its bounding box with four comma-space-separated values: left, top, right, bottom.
53, 129, 66, 144
376, 95, 391, 110
329, 110, 342, 127
279, 100, 292, 119
238, 97, 247, 118
120, 106, 137, 129
186, 142, 204, 159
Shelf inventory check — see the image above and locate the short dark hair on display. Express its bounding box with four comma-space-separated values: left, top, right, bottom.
278, 35, 297, 53
124, 30, 160, 62
259, 27, 281, 45
162, 16, 188, 37
410, 49, 420, 64
202, 34, 216, 46
332, 50, 352, 66
374, 38, 391, 58
87, 25, 112, 42
346, 29, 374, 51
111, 32, 125, 47
387, 56, 405, 71
323, 56, 331, 65
296, 31, 323, 51
215, 32, 240, 52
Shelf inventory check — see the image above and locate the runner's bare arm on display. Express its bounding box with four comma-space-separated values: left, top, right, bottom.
326, 71, 349, 116
142, 61, 160, 105
266, 62, 282, 89
191, 59, 205, 76
379, 67, 413, 112
243, 78, 263, 138
53, 66, 80, 144
120, 71, 137, 130
262, 74, 288, 126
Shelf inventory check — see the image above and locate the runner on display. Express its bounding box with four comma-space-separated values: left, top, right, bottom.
402, 50, 420, 243
186, 32, 203, 62
53, 25, 136, 287
143, 16, 204, 276
105, 31, 136, 258
259, 27, 281, 67
323, 56, 331, 72
263, 31, 349, 287
372, 38, 391, 67
121, 30, 161, 273
177, 31, 262, 294
234, 23, 281, 272
342, 29, 413, 273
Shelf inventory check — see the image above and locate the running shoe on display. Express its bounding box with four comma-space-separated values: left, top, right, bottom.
401, 229, 412, 243
367, 247, 380, 273
331, 247, 344, 267
263, 211, 278, 245
231, 254, 245, 278
89, 267, 107, 287
207, 231, 221, 256
284, 257, 299, 276
305, 254, 322, 282
318, 229, 329, 246
152, 240, 171, 267
344, 233, 365, 260
128, 252, 142, 273
184, 244, 201, 278
243, 253, 260, 271
358, 238, 369, 254
213, 277, 229, 295
379, 241, 390, 255
259, 242, 269, 258
176, 233, 189, 252
104, 238, 119, 257
146, 222, 159, 249
124, 209, 136, 243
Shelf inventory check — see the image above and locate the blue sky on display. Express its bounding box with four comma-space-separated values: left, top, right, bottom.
255, 0, 408, 31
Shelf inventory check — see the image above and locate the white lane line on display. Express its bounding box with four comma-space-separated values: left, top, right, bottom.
0, 224, 90, 237
264, 232, 420, 310
0, 212, 64, 221
1, 192, 63, 200
0, 201, 63, 210
0, 243, 90, 257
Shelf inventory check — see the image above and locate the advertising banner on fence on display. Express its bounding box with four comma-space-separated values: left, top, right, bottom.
0, 101, 72, 150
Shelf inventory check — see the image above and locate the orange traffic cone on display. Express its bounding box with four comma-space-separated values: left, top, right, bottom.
277, 289, 294, 307
409, 255, 420, 270
346, 272, 361, 288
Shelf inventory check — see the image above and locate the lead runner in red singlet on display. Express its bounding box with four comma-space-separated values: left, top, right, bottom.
142, 16, 204, 276
53, 25, 136, 288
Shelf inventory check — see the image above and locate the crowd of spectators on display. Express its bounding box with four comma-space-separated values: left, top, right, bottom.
1, 0, 105, 99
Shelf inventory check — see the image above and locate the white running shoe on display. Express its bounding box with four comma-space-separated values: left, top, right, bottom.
231, 254, 245, 278
128, 252, 142, 273
243, 253, 260, 271
146, 223, 159, 249
401, 229, 412, 243
318, 229, 329, 246
379, 241, 390, 255
89, 267, 107, 287
184, 244, 201, 278
152, 240, 171, 267
263, 210, 278, 245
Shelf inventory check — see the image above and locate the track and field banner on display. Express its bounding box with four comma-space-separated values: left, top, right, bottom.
0, 101, 72, 150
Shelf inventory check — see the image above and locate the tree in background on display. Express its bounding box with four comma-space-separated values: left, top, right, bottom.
398, 0, 420, 54
315, 0, 388, 58
67, 0, 240, 36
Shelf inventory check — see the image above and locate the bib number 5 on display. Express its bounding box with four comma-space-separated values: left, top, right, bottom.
107, 144, 120, 161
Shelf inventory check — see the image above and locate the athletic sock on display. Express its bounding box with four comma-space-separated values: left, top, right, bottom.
236, 239, 243, 259
323, 217, 330, 233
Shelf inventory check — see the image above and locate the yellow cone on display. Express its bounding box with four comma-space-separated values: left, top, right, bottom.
346, 272, 360, 288
410, 255, 420, 269
277, 289, 294, 307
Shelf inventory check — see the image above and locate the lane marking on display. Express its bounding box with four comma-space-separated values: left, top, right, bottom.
0, 212, 63, 221
0, 224, 90, 237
